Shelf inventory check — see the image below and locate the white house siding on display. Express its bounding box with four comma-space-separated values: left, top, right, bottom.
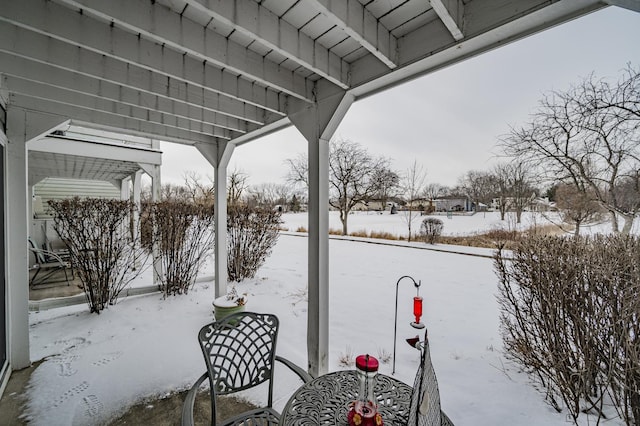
33, 177, 120, 217
31, 177, 121, 253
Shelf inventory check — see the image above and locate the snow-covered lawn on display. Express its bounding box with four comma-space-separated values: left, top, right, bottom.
281, 210, 635, 238
25, 227, 621, 425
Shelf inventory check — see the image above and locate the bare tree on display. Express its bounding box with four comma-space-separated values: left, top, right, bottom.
227, 169, 249, 207
369, 165, 400, 211
286, 138, 387, 235
248, 183, 292, 207
493, 164, 513, 221
501, 65, 640, 234
183, 171, 215, 207
555, 183, 605, 236
400, 161, 428, 242
458, 170, 498, 212
422, 183, 448, 212
285, 153, 309, 187
509, 162, 536, 223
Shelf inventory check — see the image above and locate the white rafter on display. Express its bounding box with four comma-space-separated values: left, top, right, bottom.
303, 0, 398, 69
54, 0, 317, 101
0, 53, 256, 134
0, 23, 285, 123
430, 0, 464, 40
10, 94, 218, 145
0, 0, 313, 106
5, 76, 234, 139
181, 0, 350, 89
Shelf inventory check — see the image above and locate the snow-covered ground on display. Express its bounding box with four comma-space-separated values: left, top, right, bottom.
280, 210, 628, 238
24, 213, 628, 425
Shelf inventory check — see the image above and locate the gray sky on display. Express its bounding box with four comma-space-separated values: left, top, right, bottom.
160, 6, 640, 188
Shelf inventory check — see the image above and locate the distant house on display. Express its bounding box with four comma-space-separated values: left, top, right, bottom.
529, 197, 556, 212
434, 196, 473, 212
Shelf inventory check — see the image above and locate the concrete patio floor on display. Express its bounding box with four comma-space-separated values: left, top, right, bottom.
0, 363, 255, 425
4, 272, 253, 425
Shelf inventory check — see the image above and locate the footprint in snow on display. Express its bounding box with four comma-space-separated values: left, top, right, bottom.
51, 354, 80, 377
92, 351, 124, 366
51, 381, 90, 408
83, 394, 104, 417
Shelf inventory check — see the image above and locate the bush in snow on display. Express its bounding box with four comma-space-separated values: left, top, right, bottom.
227, 204, 281, 282
147, 200, 214, 296
420, 217, 443, 244
49, 197, 149, 313
495, 235, 640, 425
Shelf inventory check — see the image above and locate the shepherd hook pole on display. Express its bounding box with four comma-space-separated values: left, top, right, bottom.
392, 275, 423, 375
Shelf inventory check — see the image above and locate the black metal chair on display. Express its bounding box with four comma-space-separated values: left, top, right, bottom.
182, 311, 312, 426
407, 329, 455, 426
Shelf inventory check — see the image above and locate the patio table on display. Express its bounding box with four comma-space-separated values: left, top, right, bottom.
279, 370, 412, 425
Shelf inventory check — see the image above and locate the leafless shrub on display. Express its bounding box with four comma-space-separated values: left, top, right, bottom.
147, 201, 215, 296
338, 346, 354, 367
295, 226, 307, 233
227, 205, 282, 282
420, 217, 444, 244
377, 348, 392, 364
49, 198, 149, 313
495, 235, 640, 424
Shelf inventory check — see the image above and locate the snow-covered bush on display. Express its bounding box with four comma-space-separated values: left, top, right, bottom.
420, 217, 443, 244
227, 205, 281, 282
147, 201, 214, 296
495, 235, 640, 425
49, 198, 149, 313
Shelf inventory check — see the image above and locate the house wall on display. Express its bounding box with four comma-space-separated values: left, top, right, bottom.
30, 178, 121, 255
33, 177, 120, 217
0, 129, 7, 397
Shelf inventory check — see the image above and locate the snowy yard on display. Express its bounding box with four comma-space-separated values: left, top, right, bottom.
280, 210, 625, 238
24, 212, 631, 425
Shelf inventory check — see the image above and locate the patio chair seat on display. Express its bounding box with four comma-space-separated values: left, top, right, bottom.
28, 237, 72, 287
182, 312, 312, 426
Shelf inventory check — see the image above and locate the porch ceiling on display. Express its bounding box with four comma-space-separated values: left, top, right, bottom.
26, 126, 163, 185
28, 151, 142, 185
0, 0, 615, 150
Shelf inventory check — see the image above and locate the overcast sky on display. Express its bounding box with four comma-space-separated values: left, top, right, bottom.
160, 6, 640, 188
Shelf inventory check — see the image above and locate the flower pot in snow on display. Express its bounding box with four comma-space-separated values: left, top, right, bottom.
212, 292, 248, 321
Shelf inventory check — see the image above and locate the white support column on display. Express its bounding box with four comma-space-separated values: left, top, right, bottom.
196, 142, 235, 299
5, 107, 68, 370
289, 84, 354, 377
150, 165, 162, 287
119, 177, 130, 201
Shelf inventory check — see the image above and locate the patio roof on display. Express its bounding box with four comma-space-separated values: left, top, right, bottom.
27, 126, 162, 185
2, 0, 637, 380
0, 0, 624, 148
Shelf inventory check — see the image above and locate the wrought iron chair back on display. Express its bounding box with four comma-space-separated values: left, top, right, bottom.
183, 311, 312, 425
198, 312, 278, 401
407, 330, 455, 426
